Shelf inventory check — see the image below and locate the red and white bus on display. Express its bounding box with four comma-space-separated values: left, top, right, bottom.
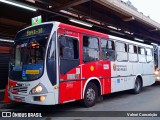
8, 22, 155, 107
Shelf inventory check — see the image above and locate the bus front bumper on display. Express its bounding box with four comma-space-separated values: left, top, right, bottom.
8, 91, 56, 105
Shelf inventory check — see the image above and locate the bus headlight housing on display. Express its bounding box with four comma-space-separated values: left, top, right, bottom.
30, 83, 48, 94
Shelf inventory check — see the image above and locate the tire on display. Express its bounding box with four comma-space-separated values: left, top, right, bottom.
81, 82, 98, 107
132, 77, 142, 94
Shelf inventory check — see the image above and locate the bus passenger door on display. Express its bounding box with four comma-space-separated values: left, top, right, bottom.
58, 29, 81, 103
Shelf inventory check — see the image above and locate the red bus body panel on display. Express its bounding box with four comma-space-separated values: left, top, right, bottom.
58, 23, 111, 103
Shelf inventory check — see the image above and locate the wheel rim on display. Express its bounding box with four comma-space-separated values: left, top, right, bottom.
86, 88, 96, 102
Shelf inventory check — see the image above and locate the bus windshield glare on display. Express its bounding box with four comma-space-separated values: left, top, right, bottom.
9, 24, 53, 81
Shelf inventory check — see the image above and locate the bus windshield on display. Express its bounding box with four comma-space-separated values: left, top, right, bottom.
9, 24, 53, 81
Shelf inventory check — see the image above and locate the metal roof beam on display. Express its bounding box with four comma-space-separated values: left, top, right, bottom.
55, 0, 90, 11
34, 0, 53, 5
123, 16, 135, 22
94, 0, 160, 30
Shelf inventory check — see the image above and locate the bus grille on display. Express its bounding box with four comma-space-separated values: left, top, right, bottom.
14, 96, 25, 102
12, 86, 28, 93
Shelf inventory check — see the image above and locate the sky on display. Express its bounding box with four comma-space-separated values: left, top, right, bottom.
122, 0, 160, 23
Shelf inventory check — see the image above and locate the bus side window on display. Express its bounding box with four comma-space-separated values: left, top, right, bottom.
116, 42, 128, 61
134, 45, 137, 53
138, 47, 146, 62
101, 38, 115, 61
146, 48, 152, 62
83, 36, 99, 63
128, 44, 138, 62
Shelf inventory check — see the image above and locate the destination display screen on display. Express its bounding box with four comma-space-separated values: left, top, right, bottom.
26, 28, 43, 36
15, 24, 53, 40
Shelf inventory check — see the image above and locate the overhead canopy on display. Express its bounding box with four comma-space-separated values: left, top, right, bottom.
1, 0, 160, 44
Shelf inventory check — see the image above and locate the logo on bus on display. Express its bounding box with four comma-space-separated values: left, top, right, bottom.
90, 66, 94, 71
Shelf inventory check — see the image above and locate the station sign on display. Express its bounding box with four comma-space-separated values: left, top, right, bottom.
31, 15, 42, 25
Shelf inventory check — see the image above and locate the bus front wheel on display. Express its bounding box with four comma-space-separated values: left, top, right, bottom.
82, 82, 98, 107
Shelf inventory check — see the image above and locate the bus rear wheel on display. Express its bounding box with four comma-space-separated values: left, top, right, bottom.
82, 82, 98, 107
132, 77, 142, 94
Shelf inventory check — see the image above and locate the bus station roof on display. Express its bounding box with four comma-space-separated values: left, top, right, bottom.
1, 0, 160, 44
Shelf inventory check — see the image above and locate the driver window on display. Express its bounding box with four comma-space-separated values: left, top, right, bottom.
59, 35, 79, 59
28, 43, 44, 64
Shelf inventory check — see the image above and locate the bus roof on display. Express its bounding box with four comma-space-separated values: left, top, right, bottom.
59, 22, 109, 38
109, 35, 153, 48
17, 21, 153, 48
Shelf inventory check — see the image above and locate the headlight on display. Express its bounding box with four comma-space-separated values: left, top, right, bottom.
154, 71, 159, 75
32, 85, 42, 93
30, 83, 48, 94
35, 85, 43, 93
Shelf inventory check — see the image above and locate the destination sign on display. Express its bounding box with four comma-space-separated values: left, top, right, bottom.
26, 28, 43, 36
15, 24, 53, 40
